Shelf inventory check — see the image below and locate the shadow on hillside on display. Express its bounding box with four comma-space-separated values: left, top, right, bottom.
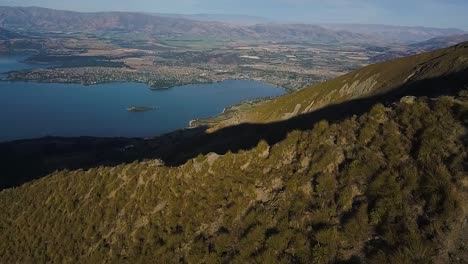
1, 70, 467, 190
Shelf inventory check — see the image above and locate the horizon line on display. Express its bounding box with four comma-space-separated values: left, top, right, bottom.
0, 5, 466, 31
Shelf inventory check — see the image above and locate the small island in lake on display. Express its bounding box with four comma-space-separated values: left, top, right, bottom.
126, 106, 158, 112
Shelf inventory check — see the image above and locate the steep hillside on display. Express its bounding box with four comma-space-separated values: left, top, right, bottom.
1, 43, 468, 263
214, 42, 468, 128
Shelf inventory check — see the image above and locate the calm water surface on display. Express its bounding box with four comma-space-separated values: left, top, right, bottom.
0, 56, 285, 141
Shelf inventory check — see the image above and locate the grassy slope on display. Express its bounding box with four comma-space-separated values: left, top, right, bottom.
213, 42, 468, 128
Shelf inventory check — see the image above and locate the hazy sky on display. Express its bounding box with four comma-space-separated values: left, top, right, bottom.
1, 0, 467, 29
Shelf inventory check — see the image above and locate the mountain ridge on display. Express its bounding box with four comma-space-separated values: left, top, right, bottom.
321, 23, 465, 43
148, 13, 271, 26
1, 6, 464, 43
0, 6, 366, 43
410, 33, 468, 51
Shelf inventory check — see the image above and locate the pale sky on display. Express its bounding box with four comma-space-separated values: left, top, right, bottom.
1, 0, 467, 29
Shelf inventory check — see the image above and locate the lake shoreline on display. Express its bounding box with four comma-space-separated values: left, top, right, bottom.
0, 79, 285, 142
0, 55, 286, 142
3, 71, 286, 92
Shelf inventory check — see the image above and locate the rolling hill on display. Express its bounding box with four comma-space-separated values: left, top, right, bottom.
0, 43, 467, 263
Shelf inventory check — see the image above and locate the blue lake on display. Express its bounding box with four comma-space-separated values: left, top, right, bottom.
0, 56, 285, 142
0, 55, 50, 73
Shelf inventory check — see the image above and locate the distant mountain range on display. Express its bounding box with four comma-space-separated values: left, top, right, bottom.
247, 23, 368, 43
410, 33, 468, 50
149, 13, 271, 26
369, 34, 468, 63
0, 6, 246, 37
0, 6, 366, 43
0, 6, 464, 43
321, 23, 465, 43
